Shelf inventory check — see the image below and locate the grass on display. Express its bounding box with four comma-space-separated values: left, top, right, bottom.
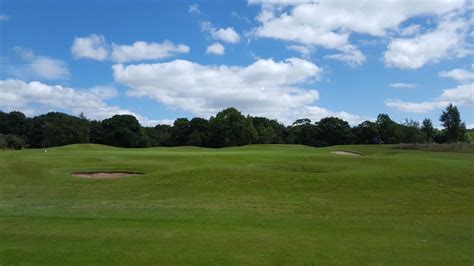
397, 142, 474, 152
0, 144, 473, 265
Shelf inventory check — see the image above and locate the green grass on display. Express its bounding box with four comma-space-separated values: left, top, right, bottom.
0, 144, 473, 265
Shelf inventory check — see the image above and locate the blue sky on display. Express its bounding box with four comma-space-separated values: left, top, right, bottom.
0, 0, 473, 127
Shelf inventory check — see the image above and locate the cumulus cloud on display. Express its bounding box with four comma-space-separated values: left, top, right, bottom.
0, 79, 156, 126
287, 44, 313, 57
201, 21, 240, 44
206, 43, 225, 55
71, 34, 108, 60
386, 83, 474, 113
211, 27, 240, 43
439, 67, 474, 82
384, 17, 470, 69
111, 41, 190, 63
113, 58, 362, 124
8, 47, 70, 80
324, 45, 366, 66
89, 85, 118, 100
251, 0, 466, 66
389, 82, 416, 88
71, 34, 189, 62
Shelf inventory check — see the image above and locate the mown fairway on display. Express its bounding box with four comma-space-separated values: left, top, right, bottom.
0, 144, 473, 265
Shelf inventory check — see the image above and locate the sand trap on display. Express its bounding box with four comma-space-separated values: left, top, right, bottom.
72, 171, 143, 179
331, 151, 363, 156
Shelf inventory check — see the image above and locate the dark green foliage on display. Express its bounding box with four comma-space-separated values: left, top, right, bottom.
376, 114, 400, 144
27, 112, 90, 148
352, 121, 380, 144
253, 117, 286, 144
421, 118, 435, 143
0, 133, 26, 149
89, 120, 104, 144
288, 121, 321, 146
208, 108, 251, 147
188, 117, 209, 146
440, 104, 466, 143
154, 125, 173, 146
171, 118, 191, 146
102, 115, 149, 148
0, 104, 469, 149
399, 119, 423, 144
315, 117, 352, 145
0, 111, 28, 136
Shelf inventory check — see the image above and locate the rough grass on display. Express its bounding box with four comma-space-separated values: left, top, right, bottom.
397, 143, 474, 152
0, 144, 473, 265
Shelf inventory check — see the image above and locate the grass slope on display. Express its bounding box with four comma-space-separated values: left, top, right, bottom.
0, 144, 473, 265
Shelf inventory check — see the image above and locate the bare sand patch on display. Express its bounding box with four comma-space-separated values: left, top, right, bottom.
331, 151, 363, 156
72, 171, 143, 179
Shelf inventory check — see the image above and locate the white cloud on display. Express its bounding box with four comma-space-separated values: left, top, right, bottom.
71, 34, 189, 62
112, 57, 363, 124
188, 4, 201, 15
325, 45, 366, 66
111, 41, 190, 63
385, 100, 444, 113
211, 27, 240, 43
89, 85, 118, 100
384, 17, 470, 69
8, 47, 70, 80
389, 82, 416, 88
251, 0, 466, 66
398, 24, 421, 36
439, 67, 474, 82
113, 58, 363, 124
438, 83, 474, 105
71, 34, 108, 60
0, 79, 156, 126
206, 43, 225, 55
0, 14, 9, 21
201, 21, 240, 44
386, 83, 474, 113
287, 44, 313, 57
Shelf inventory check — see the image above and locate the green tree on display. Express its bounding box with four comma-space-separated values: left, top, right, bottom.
89, 120, 104, 144
399, 119, 422, 144
153, 125, 172, 146
188, 117, 209, 146
376, 114, 400, 144
102, 114, 148, 147
242, 116, 258, 145
208, 108, 250, 147
171, 118, 191, 146
315, 117, 352, 146
440, 104, 466, 143
187, 130, 203, 146
421, 118, 435, 144
28, 112, 90, 148
288, 119, 320, 146
352, 121, 380, 144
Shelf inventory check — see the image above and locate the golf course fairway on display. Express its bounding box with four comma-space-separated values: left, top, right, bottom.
0, 144, 473, 264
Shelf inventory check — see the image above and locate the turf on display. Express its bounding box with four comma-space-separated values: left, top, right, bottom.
0, 144, 473, 265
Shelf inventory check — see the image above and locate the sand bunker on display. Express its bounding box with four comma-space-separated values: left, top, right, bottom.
72, 171, 143, 179
331, 151, 363, 156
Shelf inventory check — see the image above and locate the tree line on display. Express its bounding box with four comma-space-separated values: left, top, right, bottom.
0, 104, 470, 149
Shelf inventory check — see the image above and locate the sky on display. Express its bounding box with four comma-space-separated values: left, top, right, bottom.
0, 0, 473, 128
